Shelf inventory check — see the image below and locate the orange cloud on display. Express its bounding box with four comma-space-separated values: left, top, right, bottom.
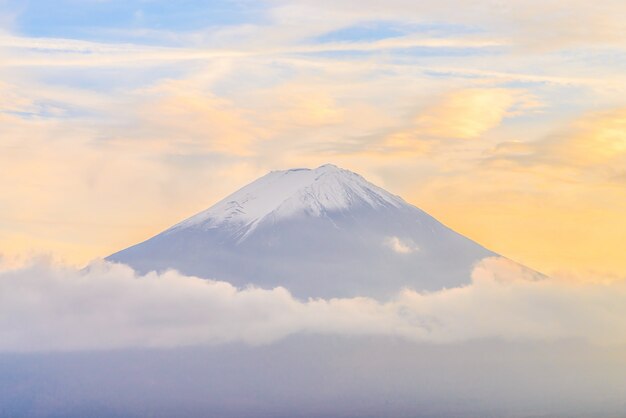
554, 108, 626, 166
414, 88, 538, 140
133, 79, 261, 156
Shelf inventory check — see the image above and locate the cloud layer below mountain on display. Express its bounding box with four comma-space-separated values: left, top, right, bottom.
1, 256, 624, 352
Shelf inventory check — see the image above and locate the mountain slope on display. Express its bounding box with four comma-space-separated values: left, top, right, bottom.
108, 164, 497, 299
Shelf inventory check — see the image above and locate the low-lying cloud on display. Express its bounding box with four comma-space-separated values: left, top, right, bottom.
1, 256, 625, 352
384, 236, 420, 254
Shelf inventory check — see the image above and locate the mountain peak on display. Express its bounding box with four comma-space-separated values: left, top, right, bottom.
316, 163, 340, 171
169, 164, 404, 236
276, 163, 343, 175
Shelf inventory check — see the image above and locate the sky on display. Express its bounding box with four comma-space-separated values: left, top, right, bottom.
1, 0, 626, 278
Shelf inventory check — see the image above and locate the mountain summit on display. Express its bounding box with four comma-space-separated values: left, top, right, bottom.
169, 164, 405, 241
108, 164, 497, 299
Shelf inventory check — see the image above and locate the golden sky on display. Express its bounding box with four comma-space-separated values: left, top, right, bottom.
1, 0, 625, 278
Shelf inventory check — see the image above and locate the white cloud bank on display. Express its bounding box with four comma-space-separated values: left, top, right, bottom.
0, 256, 625, 352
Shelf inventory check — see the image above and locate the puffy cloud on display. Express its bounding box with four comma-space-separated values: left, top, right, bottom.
383, 236, 419, 254
0, 256, 625, 352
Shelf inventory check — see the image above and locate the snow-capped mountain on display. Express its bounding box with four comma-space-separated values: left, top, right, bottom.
108, 164, 497, 299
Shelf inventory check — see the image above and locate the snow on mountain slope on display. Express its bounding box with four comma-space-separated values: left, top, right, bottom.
108, 164, 502, 299
169, 164, 404, 240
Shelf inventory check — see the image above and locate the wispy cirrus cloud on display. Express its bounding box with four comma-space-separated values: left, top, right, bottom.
0, 34, 505, 70
267, 0, 626, 50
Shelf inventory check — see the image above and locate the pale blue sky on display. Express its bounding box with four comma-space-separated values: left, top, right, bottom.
6, 0, 264, 41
